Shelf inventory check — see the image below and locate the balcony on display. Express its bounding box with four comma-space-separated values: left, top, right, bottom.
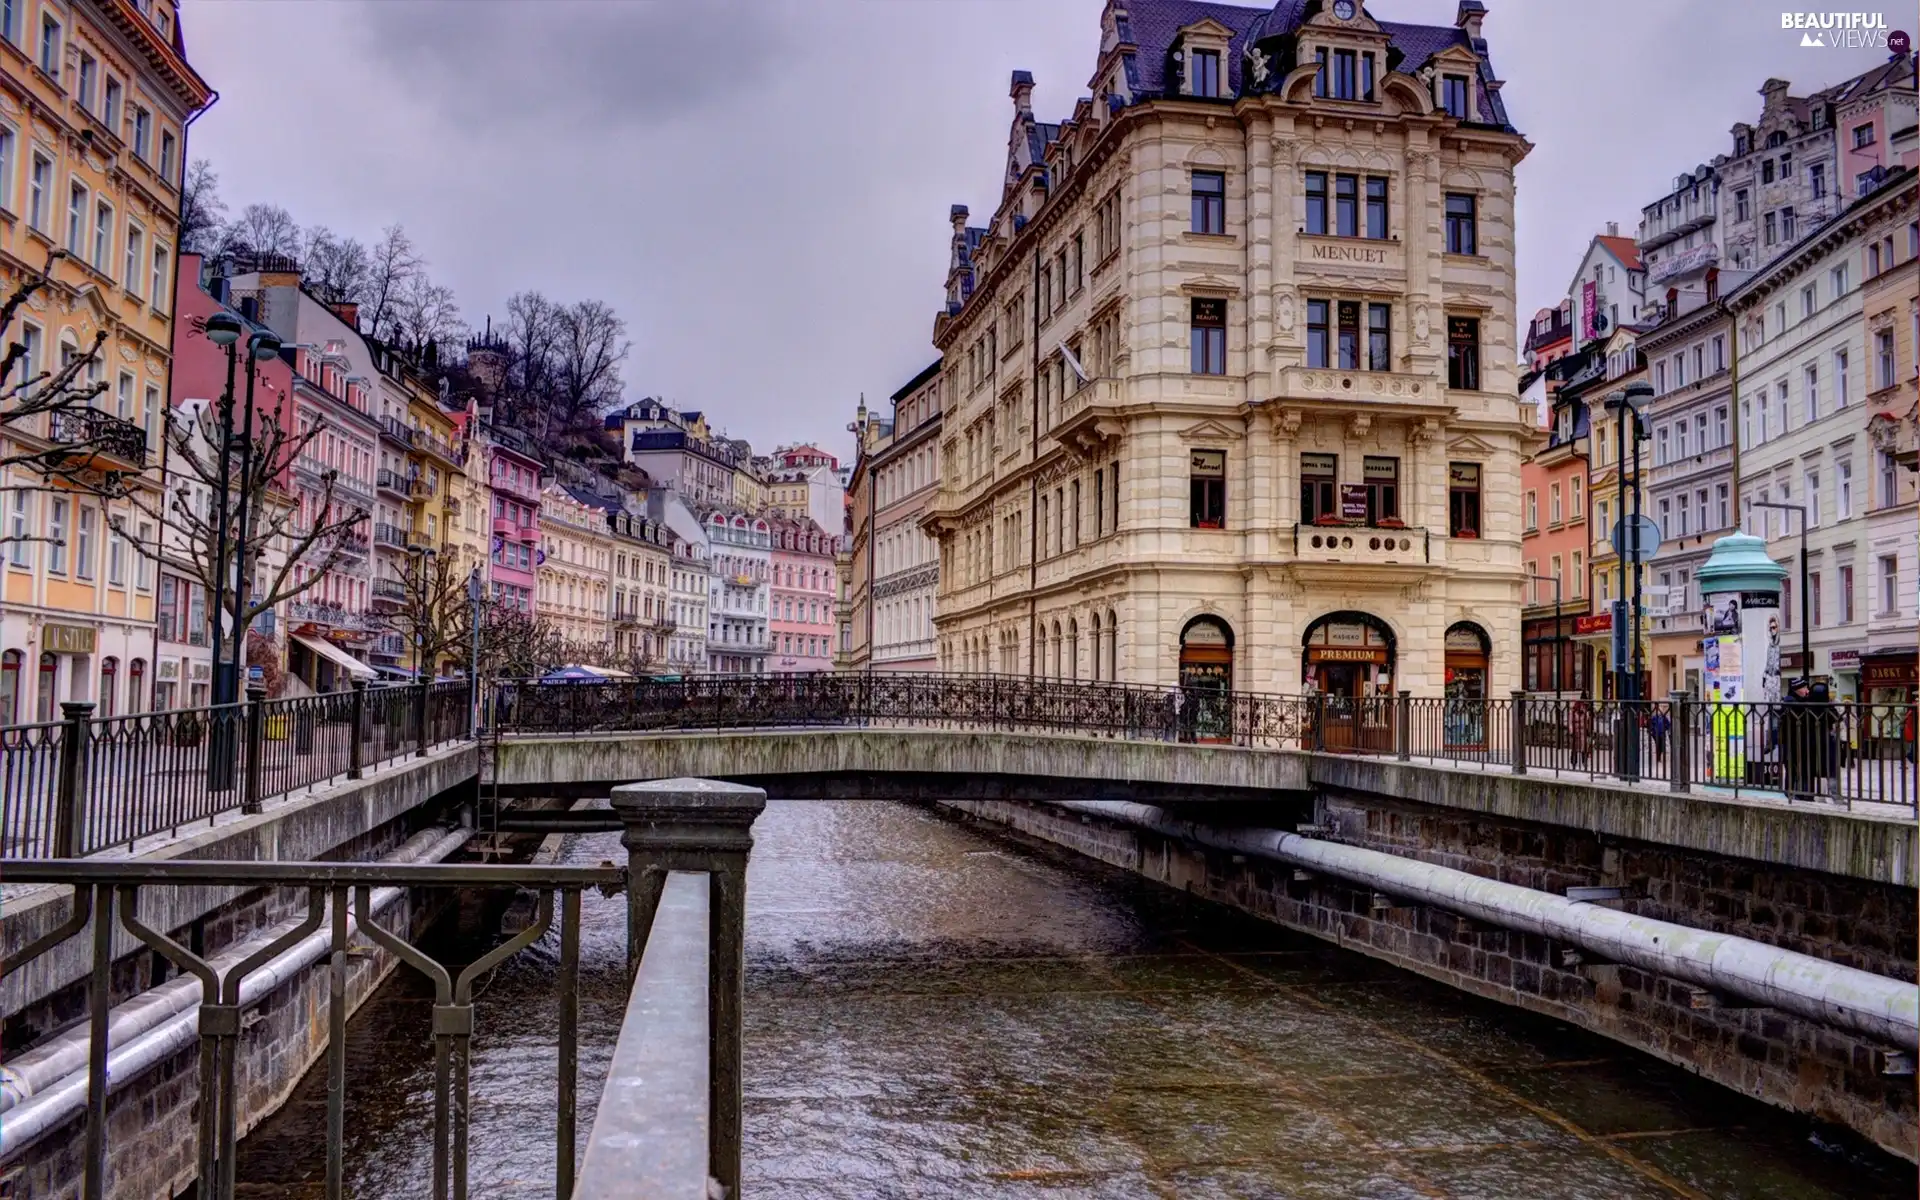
1291, 522, 1432, 568
372, 576, 408, 605
377, 416, 417, 447
408, 476, 435, 499
47, 408, 148, 470
288, 601, 369, 631
371, 633, 408, 659
1647, 242, 1719, 285
374, 522, 409, 550
649, 618, 678, 635
377, 468, 411, 498
415, 430, 465, 467
334, 530, 371, 558
492, 516, 518, 538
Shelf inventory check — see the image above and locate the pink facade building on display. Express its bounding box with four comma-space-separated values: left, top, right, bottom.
769, 518, 836, 673
486, 430, 544, 612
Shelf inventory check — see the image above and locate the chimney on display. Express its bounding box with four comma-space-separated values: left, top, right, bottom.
950, 204, 969, 235
1606, 220, 1619, 237
328, 301, 359, 330
1010, 70, 1035, 117
1455, 0, 1486, 42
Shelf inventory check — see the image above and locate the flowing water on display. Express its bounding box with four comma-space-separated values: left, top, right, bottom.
235, 800, 1916, 1198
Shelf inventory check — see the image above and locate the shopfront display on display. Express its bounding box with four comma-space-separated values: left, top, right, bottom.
1177, 617, 1234, 743
1443, 622, 1491, 748
1302, 613, 1395, 751
1860, 650, 1916, 758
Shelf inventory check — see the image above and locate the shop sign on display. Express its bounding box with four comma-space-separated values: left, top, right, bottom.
1339, 483, 1369, 521
1573, 612, 1612, 635
158, 659, 181, 681
1445, 628, 1484, 652
1862, 657, 1917, 688
41, 624, 97, 655
1182, 620, 1230, 646
191, 661, 212, 682
1190, 449, 1225, 478
1829, 649, 1861, 671
1310, 646, 1388, 663
1448, 463, 1481, 488
1322, 624, 1369, 647
1362, 458, 1398, 481
1300, 453, 1337, 476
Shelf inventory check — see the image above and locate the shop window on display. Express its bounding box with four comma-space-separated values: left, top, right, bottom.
1447, 316, 1481, 391
1189, 449, 1226, 529
1448, 463, 1482, 537
1190, 298, 1226, 374
1300, 453, 1337, 523
0, 649, 19, 726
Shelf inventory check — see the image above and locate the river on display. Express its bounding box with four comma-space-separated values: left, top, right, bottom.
234, 799, 1916, 1198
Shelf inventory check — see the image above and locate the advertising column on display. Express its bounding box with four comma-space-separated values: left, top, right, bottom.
1695, 534, 1786, 788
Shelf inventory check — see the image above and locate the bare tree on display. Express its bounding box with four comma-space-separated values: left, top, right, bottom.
381, 549, 474, 678
222, 203, 303, 260
301, 226, 370, 306
113, 394, 369, 653
361, 224, 423, 343
460, 599, 569, 680
180, 159, 230, 258
395, 275, 465, 357
1, 250, 139, 552
551, 299, 630, 437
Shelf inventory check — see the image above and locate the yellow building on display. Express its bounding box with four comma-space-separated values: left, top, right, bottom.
0, 0, 211, 720
537, 484, 613, 652
368, 344, 472, 674
608, 507, 673, 665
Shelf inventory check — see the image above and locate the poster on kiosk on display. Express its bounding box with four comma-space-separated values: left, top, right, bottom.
1700, 589, 1783, 780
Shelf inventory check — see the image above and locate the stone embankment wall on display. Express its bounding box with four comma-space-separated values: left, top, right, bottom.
941, 794, 1919, 1162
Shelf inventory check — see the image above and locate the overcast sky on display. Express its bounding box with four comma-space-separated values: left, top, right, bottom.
179, 0, 1907, 461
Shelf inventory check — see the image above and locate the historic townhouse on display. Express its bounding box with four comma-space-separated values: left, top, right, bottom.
0, 0, 209, 721
923, 0, 1533, 710
536, 484, 612, 653
768, 516, 836, 672
703, 510, 770, 675
604, 500, 672, 666
1726, 167, 1916, 709
1563, 325, 1649, 698
868, 359, 943, 671
1856, 170, 1916, 717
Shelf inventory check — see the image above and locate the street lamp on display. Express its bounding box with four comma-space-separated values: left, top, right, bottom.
1604, 380, 1654, 778
1748, 500, 1810, 684
225, 329, 283, 702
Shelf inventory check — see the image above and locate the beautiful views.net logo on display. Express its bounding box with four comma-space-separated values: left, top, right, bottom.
1780, 12, 1902, 48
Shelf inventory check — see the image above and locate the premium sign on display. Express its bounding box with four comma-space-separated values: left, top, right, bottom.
1310, 646, 1389, 663
1309, 243, 1389, 265
1362, 457, 1398, 481
41, 624, 96, 655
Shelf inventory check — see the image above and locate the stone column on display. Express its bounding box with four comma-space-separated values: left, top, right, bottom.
610, 777, 767, 1198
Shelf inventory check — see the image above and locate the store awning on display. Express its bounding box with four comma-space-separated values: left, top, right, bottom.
292, 634, 376, 679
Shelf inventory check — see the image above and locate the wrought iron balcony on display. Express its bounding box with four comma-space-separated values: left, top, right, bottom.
377, 469, 411, 497
47, 408, 148, 469
377, 415, 417, 447
287, 601, 370, 630
373, 522, 409, 550
372, 577, 408, 604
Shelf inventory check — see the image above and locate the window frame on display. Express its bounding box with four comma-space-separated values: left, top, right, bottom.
1189, 297, 1227, 375
1446, 315, 1481, 392
1190, 170, 1225, 235
1447, 463, 1483, 537
1304, 171, 1328, 236
1444, 192, 1477, 255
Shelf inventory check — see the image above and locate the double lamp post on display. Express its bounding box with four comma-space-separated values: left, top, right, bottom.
201, 310, 282, 792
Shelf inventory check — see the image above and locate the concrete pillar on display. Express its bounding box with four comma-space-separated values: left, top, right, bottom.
609, 777, 767, 1198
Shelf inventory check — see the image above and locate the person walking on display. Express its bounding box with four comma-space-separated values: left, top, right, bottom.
1568, 700, 1593, 769
1647, 705, 1671, 774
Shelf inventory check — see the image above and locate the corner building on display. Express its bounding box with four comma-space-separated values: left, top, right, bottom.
925, 0, 1533, 702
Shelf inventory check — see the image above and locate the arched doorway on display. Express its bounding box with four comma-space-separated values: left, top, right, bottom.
1177, 616, 1234, 743
1443, 621, 1492, 749
1301, 612, 1397, 751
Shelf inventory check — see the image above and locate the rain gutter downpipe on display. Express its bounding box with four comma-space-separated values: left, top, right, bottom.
1050, 800, 1919, 1053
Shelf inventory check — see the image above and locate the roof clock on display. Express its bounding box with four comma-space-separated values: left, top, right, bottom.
1332, 0, 1357, 20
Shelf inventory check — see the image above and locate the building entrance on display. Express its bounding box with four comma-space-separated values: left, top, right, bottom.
1302, 613, 1395, 752
1177, 616, 1234, 743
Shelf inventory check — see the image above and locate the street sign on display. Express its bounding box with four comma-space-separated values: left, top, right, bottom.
1610, 515, 1662, 559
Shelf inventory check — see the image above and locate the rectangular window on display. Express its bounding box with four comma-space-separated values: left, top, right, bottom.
27, 151, 49, 231
1810, 572, 1823, 625
1366, 303, 1391, 371
104, 77, 121, 131
1190, 298, 1226, 375
1853, 122, 1874, 148
1314, 48, 1327, 97
1447, 316, 1480, 391
67, 181, 88, 255
1361, 52, 1376, 101
37, 13, 59, 77
1549, 482, 1563, 525
123, 224, 147, 298
1365, 176, 1387, 239
1837, 460, 1852, 519
1445, 193, 1477, 254
7, 491, 31, 567
1715, 484, 1729, 528
1337, 301, 1360, 370
1840, 565, 1854, 623
1876, 330, 1896, 391
1830, 263, 1849, 295
48, 498, 68, 574
1333, 49, 1357, 100
133, 108, 152, 160
151, 244, 170, 313
1810, 162, 1826, 198
1335, 173, 1358, 237
1881, 450, 1900, 509
159, 130, 176, 181
1305, 172, 1328, 236
77, 52, 95, 112
1571, 477, 1583, 521
0, 124, 11, 214
1306, 299, 1329, 368
1572, 551, 1584, 597
1782, 207, 1796, 241
1191, 170, 1224, 234
1763, 159, 1776, 185
75, 507, 95, 580
1878, 555, 1898, 616
1525, 490, 1538, 531
1192, 50, 1220, 98
1363, 455, 1398, 524
1833, 349, 1848, 406
1448, 463, 1482, 537
1735, 190, 1749, 221
92, 201, 112, 274
1805, 470, 1821, 526
1804, 363, 1819, 421
1300, 453, 1337, 523
1189, 449, 1225, 529
136, 521, 154, 590
1441, 74, 1469, 118
1801, 283, 1817, 319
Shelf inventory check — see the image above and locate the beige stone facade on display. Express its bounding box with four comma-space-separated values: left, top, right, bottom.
924, 1, 1534, 701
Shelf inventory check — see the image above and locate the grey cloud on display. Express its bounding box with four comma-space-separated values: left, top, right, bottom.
353, 0, 792, 130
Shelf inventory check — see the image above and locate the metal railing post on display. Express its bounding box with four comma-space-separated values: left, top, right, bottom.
608, 777, 767, 1199
242, 683, 267, 814
415, 681, 430, 759
1311, 691, 1327, 752
1670, 691, 1690, 793
1396, 690, 1411, 761
53, 700, 96, 858
348, 679, 367, 780
1511, 690, 1527, 775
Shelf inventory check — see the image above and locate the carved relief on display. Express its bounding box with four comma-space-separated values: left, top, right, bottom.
119, 345, 139, 364
1413, 304, 1431, 341
1276, 290, 1296, 332
1348, 413, 1372, 439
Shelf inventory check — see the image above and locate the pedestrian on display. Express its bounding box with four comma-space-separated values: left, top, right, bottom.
1648, 705, 1670, 773
1782, 678, 1816, 799
1568, 700, 1592, 768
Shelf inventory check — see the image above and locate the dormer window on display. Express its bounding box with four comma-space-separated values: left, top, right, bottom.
1332, 50, 1359, 100
1441, 75, 1470, 119
1192, 50, 1221, 97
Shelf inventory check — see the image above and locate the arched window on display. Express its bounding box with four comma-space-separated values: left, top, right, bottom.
100, 656, 119, 718
1051, 620, 1064, 678
1106, 609, 1119, 681
1089, 613, 1103, 681
1068, 618, 1080, 681
1036, 627, 1049, 678
36, 651, 59, 723
0, 650, 21, 726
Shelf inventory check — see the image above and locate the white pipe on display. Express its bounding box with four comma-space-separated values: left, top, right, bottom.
0, 827, 473, 1160
1051, 799, 1919, 1053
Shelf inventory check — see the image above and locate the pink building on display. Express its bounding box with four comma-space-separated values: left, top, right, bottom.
769, 517, 836, 673
1837, 54, 1918, 200
485, 429, 544, 612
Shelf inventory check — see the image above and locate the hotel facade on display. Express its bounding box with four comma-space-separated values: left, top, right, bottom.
924, 0, 1535, 710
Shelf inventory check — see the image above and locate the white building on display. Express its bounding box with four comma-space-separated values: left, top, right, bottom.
702, 511, 771, 675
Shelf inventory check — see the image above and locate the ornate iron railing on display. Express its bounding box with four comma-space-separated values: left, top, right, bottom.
0, 681, 473, 859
